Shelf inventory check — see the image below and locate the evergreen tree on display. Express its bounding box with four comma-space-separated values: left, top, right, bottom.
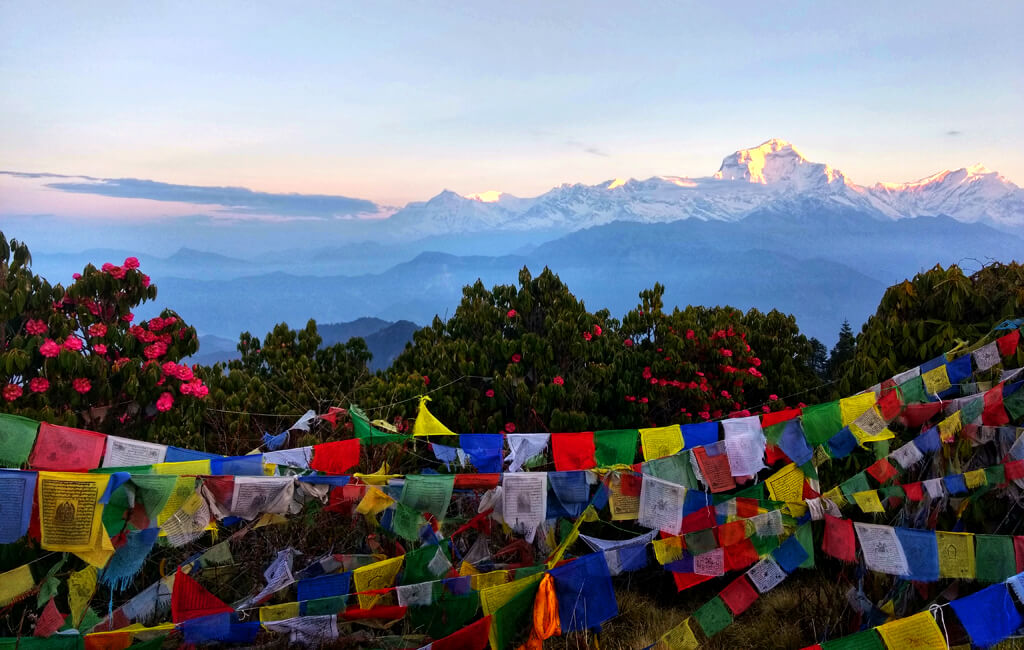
827, 319, 857, 382
808, 337, 829, 379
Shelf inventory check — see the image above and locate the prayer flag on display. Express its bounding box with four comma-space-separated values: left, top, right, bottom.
551, 432, 597, 470
170, 567, 233, 623
310, 438, 360, 475
593, 429, 638, 467
29, 423, 106, 472
876, 611, 946, 649
640, 425, 683, 461
413, 397, 456, 436
950, 582, 1022, 648
0, 413, 39, 467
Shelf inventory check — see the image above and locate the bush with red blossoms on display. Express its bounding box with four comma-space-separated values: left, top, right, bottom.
0, 234, 205, 441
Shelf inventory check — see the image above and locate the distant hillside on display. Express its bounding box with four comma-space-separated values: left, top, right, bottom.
188, 319, 419, 371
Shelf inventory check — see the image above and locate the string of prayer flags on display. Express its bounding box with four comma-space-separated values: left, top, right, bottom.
692, 596, 733, 638
263, 614, 339, 647
68, 565, 98, 627
34, 597, 66, 637
820, 629, 884, 650
431, 614, 491, 650
746, 556, 787, 593
823, 515, 856, 563
719, 575, 759, 616
413, 397, 456, 436
29, 423, 106, 472
722, 416, 766, 477
102, 436, 167, 468
801, 401, 843, 445
0, 412, 39, 467
855, 523, 909, 576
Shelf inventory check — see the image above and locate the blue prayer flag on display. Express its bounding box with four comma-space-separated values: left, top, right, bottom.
681, 422, 719, 450
827, 428, 858, 459
894, 527, 940, 582
550, 552, 618, 632
459, 434, 503, 473
950, 583, 1022, 648
0, 469, 36, 543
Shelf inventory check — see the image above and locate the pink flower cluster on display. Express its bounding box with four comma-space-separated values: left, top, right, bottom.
40, 339, 60, 357
88, 323, 107, 338
148, 316, 177, 332
29, 377, 49, 393
101, 257, 141, 280
72, 378, 91, 394
156, 392, 174, 412
3, 384, 22, 401
144, 342, 168, 359
25, 319, 47, 335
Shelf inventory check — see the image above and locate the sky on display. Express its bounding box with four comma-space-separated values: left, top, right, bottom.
1, 0, 1022, 209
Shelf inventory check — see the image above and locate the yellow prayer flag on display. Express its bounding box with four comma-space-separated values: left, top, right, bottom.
937, 531, 975, 579
412, 396, 456, 436
354, 461, 395, 486
152, 460, 211, 475
822, 486, 848, 509
921, 365, 952, 396
352, 555, 403, 610
157, 477, 198, 527
472, 570, 509, 592
459, 560, 480, 577
877, 611, 947, 649
652, 536, 684, 565
964, 469, 987, 489
766, 463, 805, 504
0, 564, 34, 607
639, 425, 683, 461
656, 617, 700, 650
37, 472, 111, 553
609, 473, 640, 521
69, 565, 98, 627
259, 602, 300, 623
840, 392, 877, 425
355, 486, 395, 517
480, 572, 544, 616
938, 412, 962, 443
852, 490, 885, 514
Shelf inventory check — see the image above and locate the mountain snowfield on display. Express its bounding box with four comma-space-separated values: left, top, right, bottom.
385, 139, 1024, 236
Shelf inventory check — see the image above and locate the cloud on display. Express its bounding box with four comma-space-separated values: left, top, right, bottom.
946, 130, 963, 136
0, 172, 382, 219
565, 139, 609, 157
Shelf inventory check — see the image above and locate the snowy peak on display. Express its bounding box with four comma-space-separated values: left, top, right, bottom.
714, 138, 848, 189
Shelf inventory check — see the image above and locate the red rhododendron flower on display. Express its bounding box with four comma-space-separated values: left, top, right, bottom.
504, 422, 515, 433
141, 275, 151, 288
39, 339, 60, 357
3, 384, 22, 401
122, 312, 135, 322
72, 378, 91, 394
748, 368, 762, 378
511, 354, 521, 363
72, 272, 81, 280
552, 376, 564, 386
190, 381, 209, 398
798, 402, 807, 408
156, 392, 174, 412
88, 323, 107, 338
698, 411, 710, 420
623, 339, 633, 347
751, 357, 761, 366
161, 361, 177, 375
25, 319, 47, 335
29, 377, 50, 393
180, 382, 193, 395
423, 376, 430, 385
686, 329, 695, 339
485, 389, 495, 398
593, 325, 602, 336
63, 336, 83, 352
640, 397, 648, 403
642, 367, 652, 379
583, 332, 592, 341
762, 406, 771, 413
721, 390, 730, 398
144, 342, 168, 359
507, 309, 517, 318
93, 343, 108, 355
769, 394, 778, 401
720, 348, 732, 357
649, 378, 658, 385
625, 395, 636, 402
123, 256, 140, 269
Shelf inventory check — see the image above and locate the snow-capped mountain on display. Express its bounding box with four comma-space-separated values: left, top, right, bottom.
383, 139, 1024, 236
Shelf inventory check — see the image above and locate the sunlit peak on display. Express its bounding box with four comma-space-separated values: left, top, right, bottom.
606, 178, 628, 190
465, 190, 504, 202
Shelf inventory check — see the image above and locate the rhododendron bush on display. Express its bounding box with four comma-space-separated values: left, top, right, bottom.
0, 233, 204, 440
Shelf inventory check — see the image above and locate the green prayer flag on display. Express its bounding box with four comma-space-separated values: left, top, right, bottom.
961, 397, 984, 424
879, 485, 905, 501
840, 472, 871, 500
304, 596, 346, 616
801, 402, 842, 445
401, 544, 451, 585
799, 459, 819, 481
401, 474, 454, 520
763, 422, 787, 446
684, 528, 718, 556
102, 481, 134, 537
409, 592, 480, 640
975, 535, 1016, 583
1004, 389, 1024, 420
752, 534, 780, 556
351, 406, 411, 445
0, 413, 39, 467
37, 554, 67, 608
593, 429, 639, 467
391, 502, 425, 541
78, 607, 102, 633
822, 628, 885, 650
732, 482, 766, 502
693, 596, 733, 637
645, 453, 693, 489
898, 376, 928, 405
986, 465, 1006, 486
796, 523, 815, 569
491, 577, 540, 650
200, 541, 234, 568
129, 475, 177, 522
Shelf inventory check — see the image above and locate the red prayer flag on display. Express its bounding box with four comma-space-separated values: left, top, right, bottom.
724, 538, 759, 572
84, 632, 133, 650
877, 388, 903, 420
716, 520, 747, 547
341, 606, 408, 621
310, 438, 361, 475
823, 514, 856, 563
765, 444, 790, 466
982, 385, 1010, 426
803, 481, 820, 500
901, 403, 943, 429
866, 458, 898, 485
681, 506, 715, 533
903, 482, 924, 502
34, 597, 66, 637
551, 432, 597, 471
1005, 459, 1024, 482
1014, 537, 1024, 573
997, 329, 1020, 357
719, 575, 759, 616
672, 571, 714, 592
761, 408, 802, 428
735, 497, 759, 519
325, 484, 365, 515
171, 567, 234, 623
453, 474, 501, 489
434, 614, 492, 650
28, 422, 106, 471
